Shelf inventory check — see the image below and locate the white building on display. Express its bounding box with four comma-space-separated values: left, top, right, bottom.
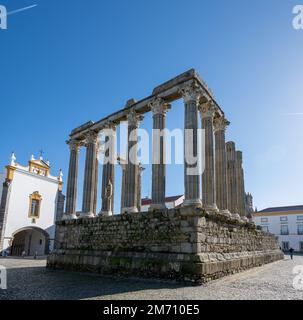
0, 153, 65, 256
254, 205, 303, 252
141, 195, 185, 212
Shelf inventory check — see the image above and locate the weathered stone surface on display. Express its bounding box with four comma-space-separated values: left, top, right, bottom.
47, 208, 283, 284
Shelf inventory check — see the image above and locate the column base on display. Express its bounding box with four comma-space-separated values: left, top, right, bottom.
122, 207, 138, 214
232, 213, 241, 220
80, 212, 95, 218
183, 199, 202, 207
149, 203, 167, 211
61, 213, 78, 221
204, 204, 219, 213
99, 210, 113, 217
220, 209, 232, 218
241, 216, 249, 223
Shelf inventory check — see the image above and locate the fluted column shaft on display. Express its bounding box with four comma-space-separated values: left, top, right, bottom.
226, 141, 238, 214
201, 102, 218, 212
180, 85, 202, 207
64, 140, 80, 218
119, 160, 126, 214
236, 151, 246, 217
93, 151, 99, 215
122, 110, 144, 213
137, 165, 145, 212
101, 125, 116, 216
82, 131, 99, 217
150, 98, 169, 210
214, 117, 230, 213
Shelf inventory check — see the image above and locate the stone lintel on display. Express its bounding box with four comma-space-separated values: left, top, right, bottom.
69, 70, 224, 141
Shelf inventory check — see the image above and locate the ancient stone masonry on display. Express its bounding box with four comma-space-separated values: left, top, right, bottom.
235, 151, 246, 217
200, 101, 217, 212
63, 140, 80, 220
48, 69, 283, 283
214, 116, 230, 215
48, 209, 283, 284
81, 131, 99, 218
150, 98, 170, 210
226, 141, 239, 218
100, 123, 116, 216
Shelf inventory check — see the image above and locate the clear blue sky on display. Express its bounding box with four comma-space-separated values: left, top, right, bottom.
0, 0, 302, 212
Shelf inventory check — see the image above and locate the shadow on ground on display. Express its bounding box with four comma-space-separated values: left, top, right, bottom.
0, 262, 191, 300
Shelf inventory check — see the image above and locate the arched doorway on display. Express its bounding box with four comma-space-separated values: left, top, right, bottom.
10, 227, 50, 257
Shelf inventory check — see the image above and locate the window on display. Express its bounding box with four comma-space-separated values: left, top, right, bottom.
300, 242, 303, 252
261, 218, 268, 223
28, 192, 42, 218
30, 200, 40, 217
298, 225, 303, 235
262, 226, 269, 233
282, 242, 289, 251
297, 216, 303, 221
280, 216, 288, 222
281, 225, 289, 235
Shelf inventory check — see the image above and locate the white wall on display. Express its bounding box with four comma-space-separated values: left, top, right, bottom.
254, 213, 303, 252
0, 173, 5, 199
2, 168, 59, 252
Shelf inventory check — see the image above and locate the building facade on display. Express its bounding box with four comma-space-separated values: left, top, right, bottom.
0, 153, 64, 256
254, 205, 303, 252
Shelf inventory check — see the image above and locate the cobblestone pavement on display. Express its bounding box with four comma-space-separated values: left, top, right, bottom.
0, 255, 303, 300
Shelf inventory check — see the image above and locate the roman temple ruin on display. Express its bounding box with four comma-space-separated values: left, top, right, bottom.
47, 69, 283, 284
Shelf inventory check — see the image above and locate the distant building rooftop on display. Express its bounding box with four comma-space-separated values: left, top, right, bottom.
258, 205, 303, 213
255, 205, 303, 217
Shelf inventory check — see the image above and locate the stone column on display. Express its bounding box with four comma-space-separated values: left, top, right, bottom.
63, 140, 81, 220
55, 191, 65, 222
214, 116, 230, 215
226, 141, 239, 218
236, 151, 246, 217
100, 123, 116, 216
81, 131, 99, 217
200, 101, 218, 212
180, 84, 202, 207
149, 97, 170, 210
93, 143, 100, 215
137, 164, 145, 212
118, 157, 126, 214
122, 110, 144, 213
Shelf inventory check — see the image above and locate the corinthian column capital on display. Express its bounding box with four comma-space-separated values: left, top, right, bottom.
127, 109, 144, 127
179, 84, 204, 104
149, 97, 171, 116
214, 116, 230, 133
102, 120, 117, 132
199, 100, 217, 119
67, 139, 81, 152
84, 130, 99, 145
